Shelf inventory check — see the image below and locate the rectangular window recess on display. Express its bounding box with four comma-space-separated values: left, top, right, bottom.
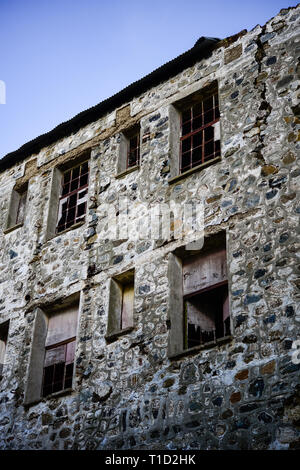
169, 335, 233, 360
5, 183, 28, 232
56, 160, 89, 234
184, 282, 230, 350
180, 89, 220, 174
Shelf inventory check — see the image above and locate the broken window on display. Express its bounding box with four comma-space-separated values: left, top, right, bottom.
0, 321, 9, 379
167, 232, 230, 357
117, 125, 140, 175
183, 245, 229, 349
42, 304, 78, 397
56, 161, 89, 233
180, 89, 220, 173
106, 270, 135, 339
5, 184, 28, 232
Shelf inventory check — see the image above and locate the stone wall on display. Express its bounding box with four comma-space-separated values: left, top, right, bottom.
0, 5, 299, 450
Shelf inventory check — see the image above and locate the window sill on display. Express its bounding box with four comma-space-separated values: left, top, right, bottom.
115, 165, 139, 179
168, 335, 233, 360
105, 326, 134, 343
43, 387, 74, 400
168, 157, 221, 185
24, 388, 74, 408
3, 222, 24, 234
49, 220, 86, 240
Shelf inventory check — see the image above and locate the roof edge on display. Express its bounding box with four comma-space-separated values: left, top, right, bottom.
0, 36, 220, 173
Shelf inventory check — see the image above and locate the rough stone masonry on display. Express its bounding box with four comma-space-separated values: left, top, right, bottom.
0, 5, 299, 450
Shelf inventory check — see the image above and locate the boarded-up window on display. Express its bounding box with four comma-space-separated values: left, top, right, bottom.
0, 321, 9, 378
106, 270, 135, 339
183, 245, 230, 349
42, 305, 78, 397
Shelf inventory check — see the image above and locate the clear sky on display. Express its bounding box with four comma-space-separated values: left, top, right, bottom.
0, 0, 298, 158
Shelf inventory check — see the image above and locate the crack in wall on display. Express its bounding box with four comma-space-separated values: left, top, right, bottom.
251, 25, 273, 165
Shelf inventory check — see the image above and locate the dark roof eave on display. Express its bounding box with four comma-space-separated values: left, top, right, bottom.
0, 36, 220, 173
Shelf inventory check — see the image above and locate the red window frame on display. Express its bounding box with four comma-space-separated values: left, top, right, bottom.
42, 337, 76, 397
180, 91, 220, 173
127, 132, 140, 169
56, 161, 89, 233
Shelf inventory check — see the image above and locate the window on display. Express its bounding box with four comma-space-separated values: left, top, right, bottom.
168, 81, 221, 180
116, 125, 140, 175
42, 305, 78, 397
46, 153, 90, 240
24, 295, 79, 405
5, 184, 28, 232
0, 321, 9, 379
127, 131, 140, 169
106, 270, 135, 340
183, 249, 229, 349
167, 232, 230, 357
56, 161, 89, 233
180, 90, 220, 173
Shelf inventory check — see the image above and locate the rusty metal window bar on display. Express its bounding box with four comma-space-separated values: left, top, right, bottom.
127, 133, 140, 169
56, 161, 89, 233
42, 337, 75, 397
180, 91, 220, 173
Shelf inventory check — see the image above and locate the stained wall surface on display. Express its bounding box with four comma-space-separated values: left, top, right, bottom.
0, 5, 299, 450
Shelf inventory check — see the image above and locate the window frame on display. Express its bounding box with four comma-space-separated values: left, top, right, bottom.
56, 160, 89, 234
167, 233, 232, 359
46, 152, 90, 241
116, 124, 141, 177
179, 90, 220, 173
24, 294, 80, 406
42, 336, 76, 397
168, 81, 221, 183
105, 269, 135, 342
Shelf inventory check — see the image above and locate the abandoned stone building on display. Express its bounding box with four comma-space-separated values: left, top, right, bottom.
0, 5, 299, 451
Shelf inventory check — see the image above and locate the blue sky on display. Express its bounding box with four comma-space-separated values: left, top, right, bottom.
0, 0, 298, 158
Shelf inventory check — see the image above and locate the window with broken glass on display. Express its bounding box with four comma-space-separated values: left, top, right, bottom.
180, 90, 220, 173
56, 161, 89, 233
42, 306, 78, 397
183, 247, 230, 349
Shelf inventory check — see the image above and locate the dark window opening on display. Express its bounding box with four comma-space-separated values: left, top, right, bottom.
0, 321, 9, 378
180, 90, 220, 173
42, 338, 75, 397
127, 133, 140, 168
184, 283, 230, 349
56, 161, 89, 233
